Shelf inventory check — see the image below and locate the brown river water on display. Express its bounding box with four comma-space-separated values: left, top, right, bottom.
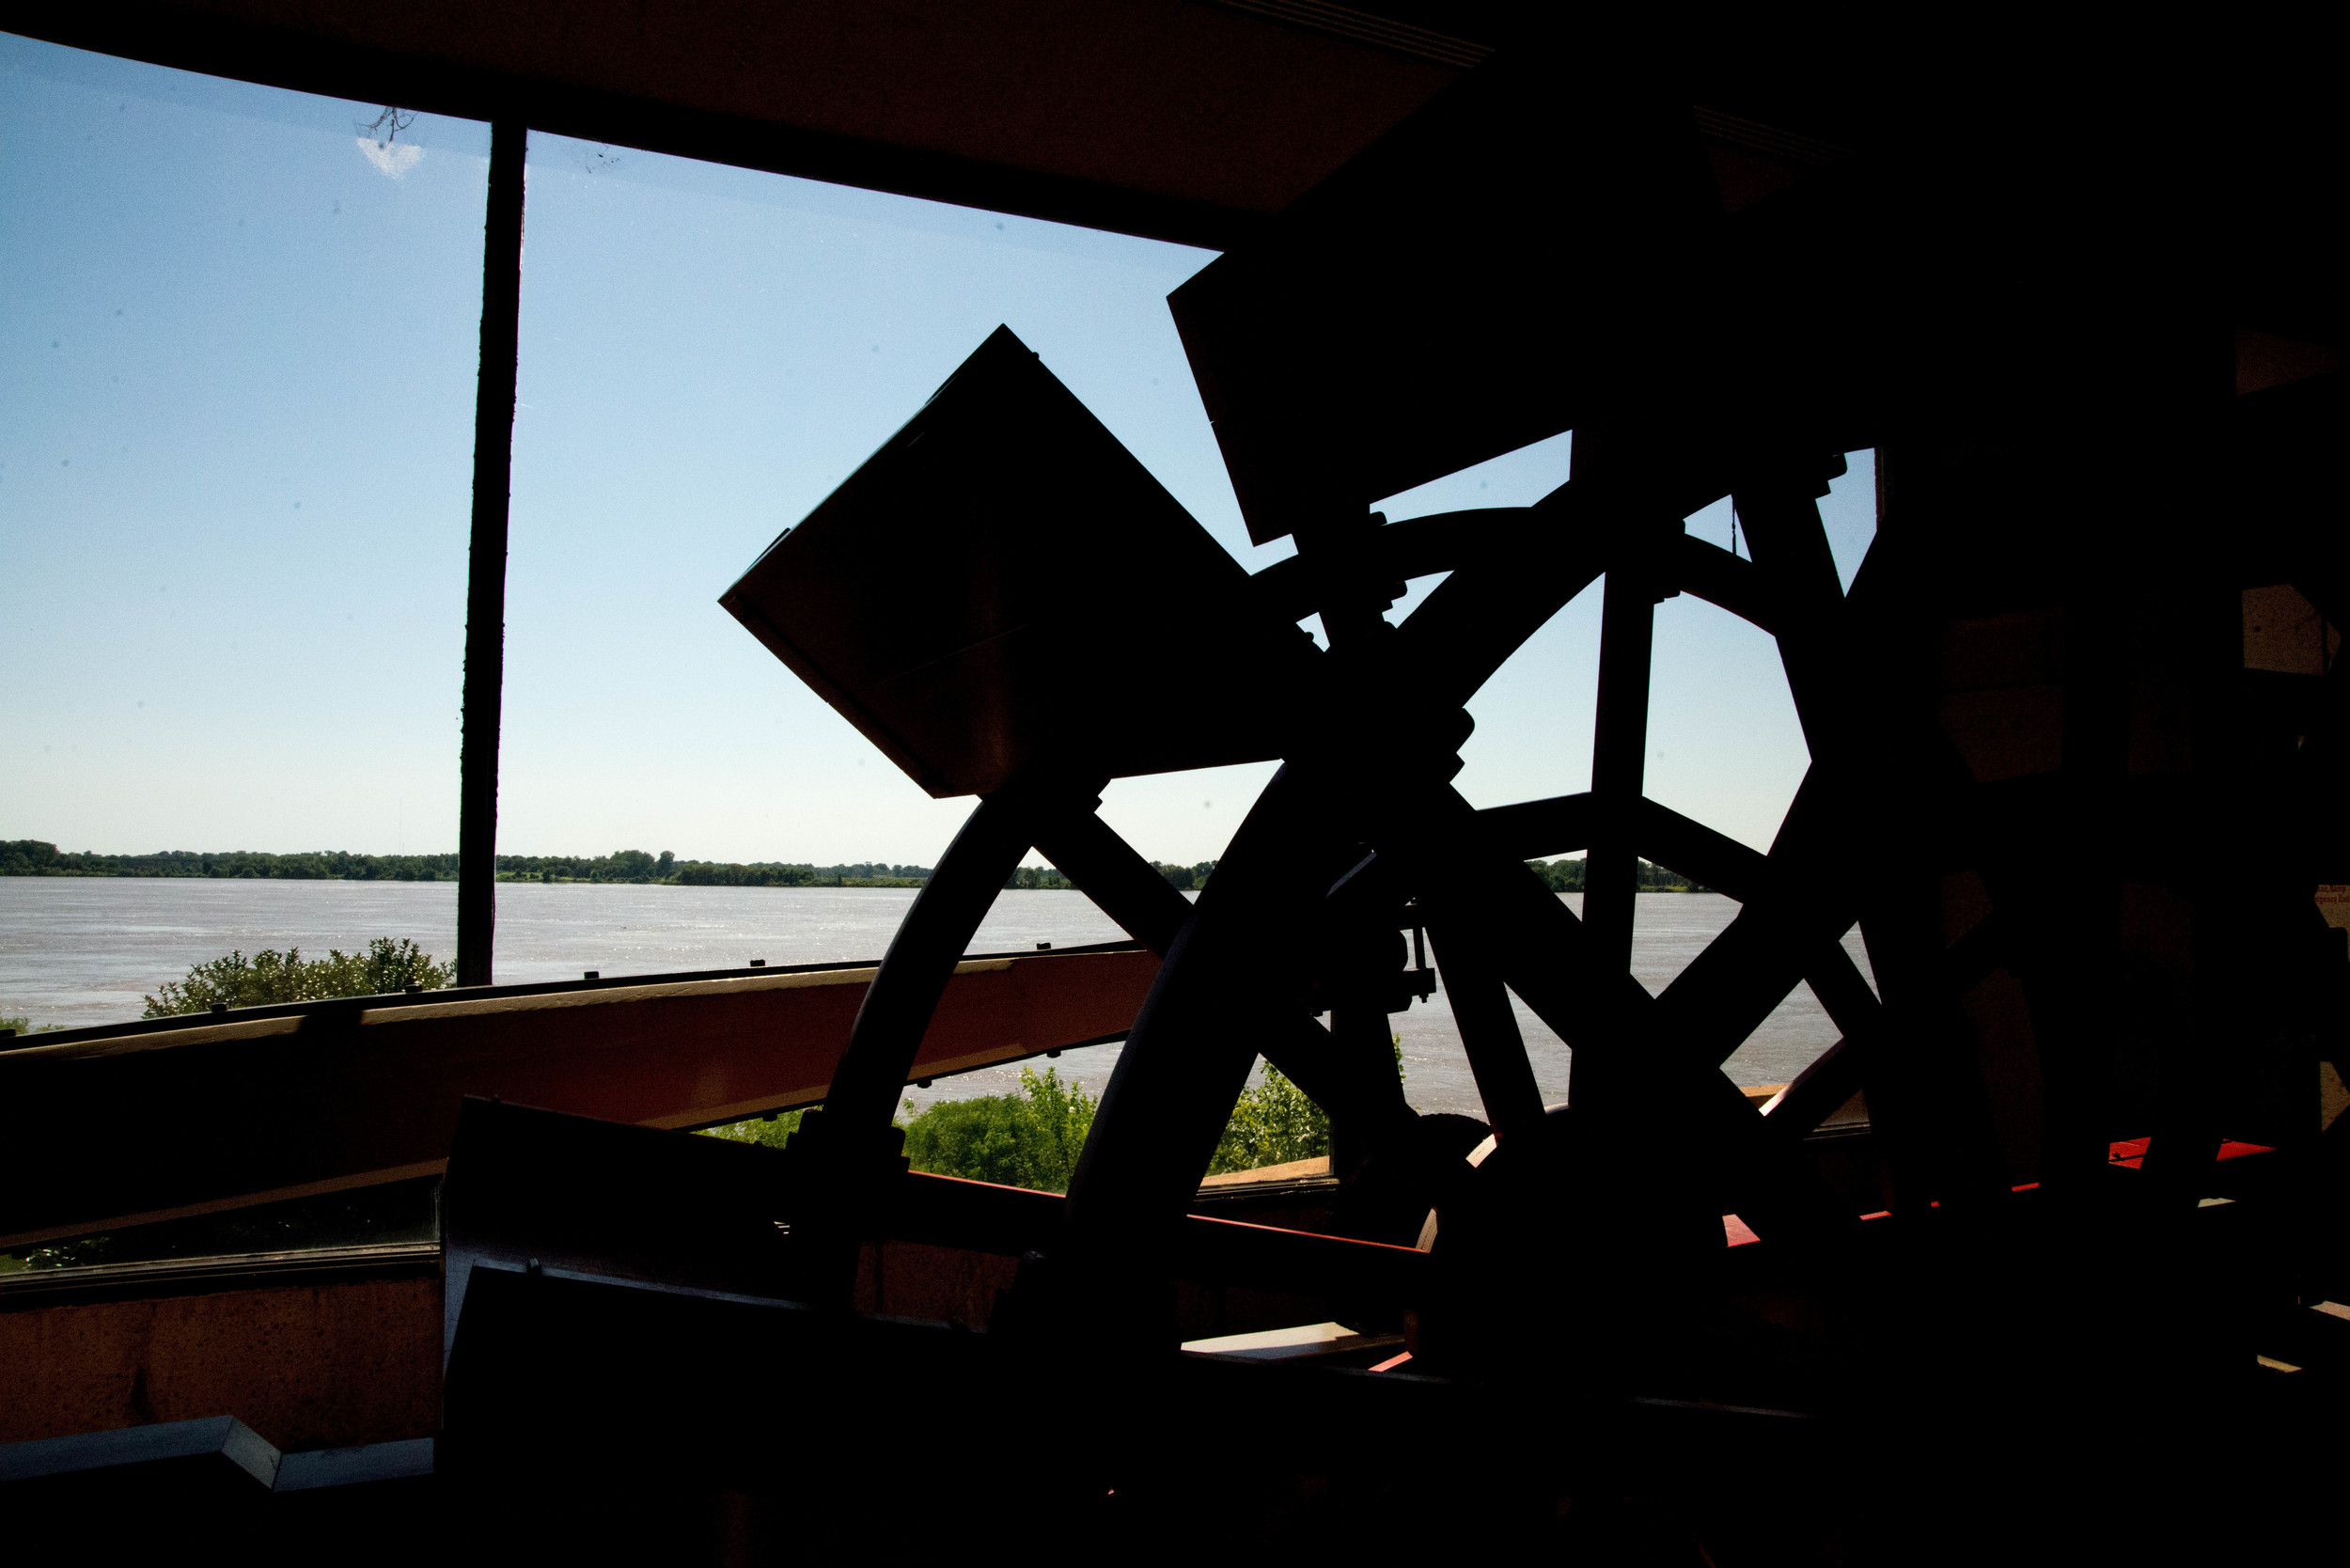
0, 879, 1872, 1118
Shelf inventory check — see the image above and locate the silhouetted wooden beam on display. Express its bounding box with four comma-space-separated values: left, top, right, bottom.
1652, 902, 1839, 1070
456, 120, 525, 988
776, 789, 1070, 1302
1396, 487, 1606, 706
1309, 744, 1806, 1215
1034, 802, 1349, 1111
1673, 532, 1778, 633
1246, 507, 1529, 622
1034, 808, 1195, 953
1477, 771, 1890, 1083
1061, 770, 1325, 1255
1804, 943, 1883, 1038
1760, 916, 2005, 1138
1427, 924, 1546, 1138
818, 791, 1061, 1132
1475, 792, 1595, 860
1361, 773, 1857, 1247
1584, 566, 1655, 974
1629, 792, 1888, 1049
1731, 467, 1849, 760
1635, 795, 1760, 894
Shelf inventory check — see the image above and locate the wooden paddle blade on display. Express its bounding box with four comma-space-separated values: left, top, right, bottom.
722, 325, 1317, 796
1167, 50, 1722, 545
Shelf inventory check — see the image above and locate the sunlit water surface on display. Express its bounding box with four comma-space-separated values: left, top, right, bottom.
0, 880, 1871, 1116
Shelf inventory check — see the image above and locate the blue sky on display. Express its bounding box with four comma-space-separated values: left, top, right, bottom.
2, 34, 1874, 867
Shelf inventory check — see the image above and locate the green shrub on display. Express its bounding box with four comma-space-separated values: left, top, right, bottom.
700, 1052, 1351, 1195
701, 1107, 807, 1152
141, 937, 454, 1017
699, 1068, 1096, 1191
1206, 1059, 1329, 1174
900, 1066, 1097, 1191
2, 1011, 63, 1038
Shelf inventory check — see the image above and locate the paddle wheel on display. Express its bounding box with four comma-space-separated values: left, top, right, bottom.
653, 46, 2346, 1558
7, 23, 2340, 1563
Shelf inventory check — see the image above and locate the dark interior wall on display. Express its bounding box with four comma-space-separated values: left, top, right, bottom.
0, 1274, 442, 1451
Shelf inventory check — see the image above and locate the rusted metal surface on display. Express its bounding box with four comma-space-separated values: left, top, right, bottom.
0, 944, 1157, 1248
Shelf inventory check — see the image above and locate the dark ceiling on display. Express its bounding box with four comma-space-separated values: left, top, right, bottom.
1, 2, 2337, 345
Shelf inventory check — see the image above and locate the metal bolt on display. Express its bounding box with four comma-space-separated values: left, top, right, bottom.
211, 1002, 228, 1014
749, 958, 766, 967
583, 970, 600, 980
1035, 941, 1052, 950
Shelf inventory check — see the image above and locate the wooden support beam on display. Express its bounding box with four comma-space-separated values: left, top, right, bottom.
1033, 807, 1194, 953
455, 120, 526, 988
1246, 507, 1529, 623
817, 790, 1058, 1132
1731, 468, 1849, 760
1396, 487, 1606, 707
1584, 545, 1660, 976
1476, 792, 1594, 860
1060, 766, 1328, 1253
1033, 794, 1351, 1114
0, 945, 1157, 1250
1426, 924, 1546, 1139
1348, 770, 1856, 1247
1672, 532, 1778, 634
1761, 917, 2005, 1138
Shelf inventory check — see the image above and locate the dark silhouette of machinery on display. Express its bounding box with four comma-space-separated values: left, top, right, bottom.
4, 13, 2342, 1562
692, 48, 2348, 1559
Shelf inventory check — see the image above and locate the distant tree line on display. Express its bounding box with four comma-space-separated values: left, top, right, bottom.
4, 838, 1228, 891
665, 859, 931, 887
4, 838, 1706, 894
3, 840, 462, 881
1525, 857, 1706, 893
0, 839, 935, 887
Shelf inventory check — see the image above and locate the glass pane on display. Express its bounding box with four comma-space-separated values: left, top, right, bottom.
0, 39, 491, 1033
496, 134, 1255, 958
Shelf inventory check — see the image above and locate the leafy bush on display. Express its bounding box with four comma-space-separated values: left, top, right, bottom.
702, 1107, 806, 1152
1207, 1059, 1329, 1174
901, 1066, 1097, 1191
701, 1054, 1343, 1195
141, 937, 454, 1017
1, 1011, 62, 1038
699, 1067, 1097, 1191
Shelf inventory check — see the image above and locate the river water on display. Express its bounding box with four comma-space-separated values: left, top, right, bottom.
0, 879, 1872, 1118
